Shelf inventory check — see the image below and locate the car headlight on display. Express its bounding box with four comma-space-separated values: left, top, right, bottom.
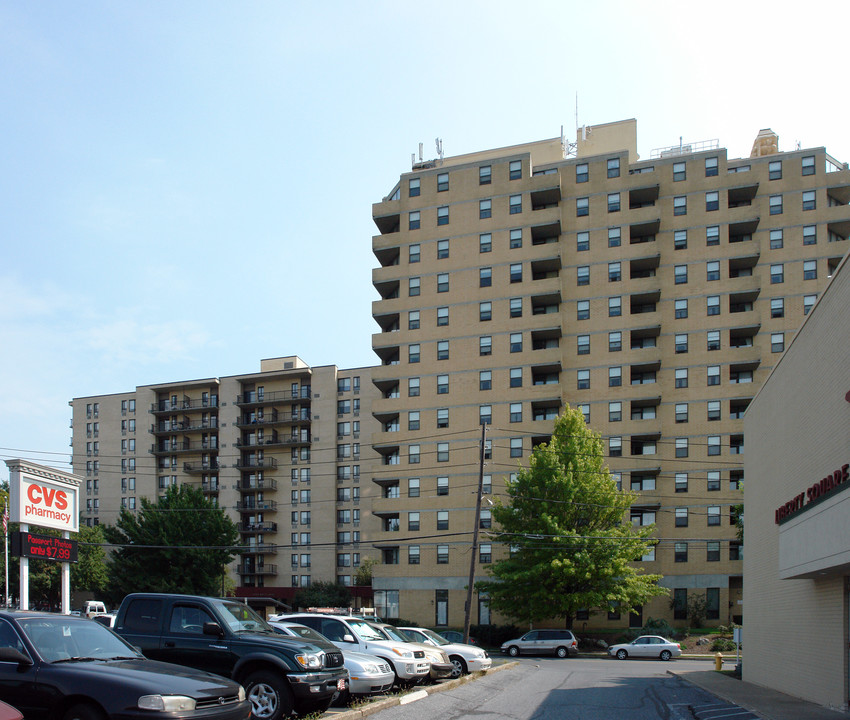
295, 653, 324, 670
138, 695, 196, 712
363, 663, 379, 674
238, 686, 246, 701
391, 648, 414, 659
473, 650, 485, 658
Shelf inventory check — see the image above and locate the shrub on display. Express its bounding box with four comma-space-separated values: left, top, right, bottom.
470, 623, 520, 647
711, 638, 738, 652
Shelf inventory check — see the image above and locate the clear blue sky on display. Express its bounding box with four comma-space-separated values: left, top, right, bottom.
2, 0, 848, 475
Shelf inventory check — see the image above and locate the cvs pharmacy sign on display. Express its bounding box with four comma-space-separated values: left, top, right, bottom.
10, 473, 79, 533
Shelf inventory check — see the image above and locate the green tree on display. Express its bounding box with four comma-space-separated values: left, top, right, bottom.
476, 406, 667, 627
293, 580, 352, 610
353, 556, 376, 586
103, 484, 239, 604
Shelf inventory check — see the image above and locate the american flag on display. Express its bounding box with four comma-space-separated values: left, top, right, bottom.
3, 503, 7, 536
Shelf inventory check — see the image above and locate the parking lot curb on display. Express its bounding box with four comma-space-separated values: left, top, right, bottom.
327, 661, 519, 718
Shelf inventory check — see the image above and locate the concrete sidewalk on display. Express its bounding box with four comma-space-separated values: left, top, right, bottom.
673, 669, 849, 720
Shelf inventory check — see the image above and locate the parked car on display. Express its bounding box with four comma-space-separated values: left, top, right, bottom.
370, 622, 453, 681
608, 635, 682, 661
0, 610, 250, 720
501, 629, 578, 658
279, 613, 430, 686
397, 626, 491, 678
437, 630, 477, 645
268, 621, 394, 705
91, 612, 117, 628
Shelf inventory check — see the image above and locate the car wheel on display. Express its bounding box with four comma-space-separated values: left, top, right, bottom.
616, 649, 628, 660
507, 646, 520, 657
245, 670, 294, 720
556, 646, 568, 659
450, 655, 468, 678
63, 704, 106, 720
660, 650, 672, 661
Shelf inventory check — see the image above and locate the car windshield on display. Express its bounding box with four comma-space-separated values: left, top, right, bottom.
348, 619, 385, 641
379, 625, 408, 643
219, 602, 274, 634
19, 617, 141, 663
418, 628, 450, 646
282, 624, 328, 643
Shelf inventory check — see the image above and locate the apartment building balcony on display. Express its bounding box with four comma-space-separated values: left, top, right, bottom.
236, 478, 278, 491
150, 397, 219, 414
182, 479, 220, 494
630, 396, 661, 422
373, 343, 400, 367
236, 500, 278, 512
150, 418, 218, 435
629, 254, 660, 281
183, 460, 220, 474
531, 291, 561, 316
234, 409, 311, 428
531, 398, 562, 422
150, 439, 218, 455
374, 311, 400, 334
241, 545, 278, 556
727, 183, 759, 209
629, 219, 660, 245
236, 564, 278, 577
234, 457, 279, 470
630, 325, 661, 351
728, 254, 760, 280
530, 362, 561, 387
235, 434, 309, 449
827, 219, 850, 243
526, 202, 560, 226
530, 182, 561, 210
373, 241, 400, 267
530, 256, 561, 281
235, 387, 312, 407
729, 290, 760, 316
372, 204, 400, 235
530, 219, 561, 246
238, 521, 277, 533
729, 219, 759, 245
630, 290, 661, 317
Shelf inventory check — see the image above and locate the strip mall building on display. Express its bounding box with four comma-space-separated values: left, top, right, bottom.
745, 251, 850, 709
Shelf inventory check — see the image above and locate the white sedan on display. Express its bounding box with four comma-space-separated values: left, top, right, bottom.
397, 626, 492, 678
608, 635, 682, 661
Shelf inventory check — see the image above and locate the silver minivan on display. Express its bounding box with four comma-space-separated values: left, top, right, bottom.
501, 629, 578, 658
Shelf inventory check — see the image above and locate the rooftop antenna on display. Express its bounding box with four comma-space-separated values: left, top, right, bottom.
418, 143, 423, 162
435, 138, 443, 160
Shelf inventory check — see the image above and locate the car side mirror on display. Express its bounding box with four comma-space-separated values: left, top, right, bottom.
342, 634, 355, 643
0, 647, 32, 666
203, 622, 224, 637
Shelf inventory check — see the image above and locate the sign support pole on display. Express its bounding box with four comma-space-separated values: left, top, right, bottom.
19, 523, 28, 611
61, 531, 71, 614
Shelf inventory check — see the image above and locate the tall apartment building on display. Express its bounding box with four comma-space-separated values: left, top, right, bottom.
368, 119, 850, 628
69, 356, 381, 600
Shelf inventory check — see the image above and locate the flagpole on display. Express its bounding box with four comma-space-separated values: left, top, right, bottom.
4, 502, 8, 608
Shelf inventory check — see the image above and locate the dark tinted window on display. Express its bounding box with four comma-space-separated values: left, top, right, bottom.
320, 619, 350, 643
122, 598, 163, 634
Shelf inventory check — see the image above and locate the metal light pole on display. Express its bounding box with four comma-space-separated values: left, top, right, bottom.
463, 422, 487, 644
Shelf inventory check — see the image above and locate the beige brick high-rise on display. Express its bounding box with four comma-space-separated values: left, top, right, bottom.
368, 119, 850, 628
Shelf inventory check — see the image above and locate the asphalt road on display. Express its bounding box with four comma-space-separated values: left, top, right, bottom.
357, 656, 724, 720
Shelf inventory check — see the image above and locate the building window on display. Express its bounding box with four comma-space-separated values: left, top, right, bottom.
770, 298, 784, 318
408, 344, 420, 363
707, 506, 721, 526
705, 156, 718, 176
578, 404, 590, 423
608, 366, 622, 387
408, 545, 420, 564
437, 341, 449, 360
437, 443, 449, 462
510, 297, 522, 317
708, 435, 721, 456
675, 438, 688, 458
705, 191, 719, 211
479, 199, 492, 219
510, 333, 523, 352
577, 266, 590, 286
769, 194, 782, 215
608, 262, 621, 282
769, 229, 783, 249
409, 277, 420, 296
674, 473, 688, 494
707, 365, 720, 386
675, 402, 688, 422
607, 193, 620, 213
510, 367, 522, 388
706, 225, 720, 246
510, 438, 522, 458
409, 244, 420, 263
479, 370, 492, 390
437, 408, 449, 429
408, 478, 420, 497
675, 334, 688, 353
437, 239, 449, 259
770, 263, 784, 284
480, 267, 492, 287
609, 436, 622, 457
437, 375, 448, 394
674, 230, 687, 250
608, 296, 621, 317
706, 295, 720, 316
437, 511, 449, 530
801, 155, 816, 176
509, 194, 522, 214
675, 507, 688, 527
673, 196, 687, 216
706, 541, 721, 562
408, 377, 420, 397
577, 369, 590, 390
479, 165, 491, 185
607, 157, 620, 178
608, 401, 622, 422
577, 335, 590, 355
771, 332, 785, 352
479, 233, 492, 252
509, 160, 522, 180
576, 163, 588, 183
408, 311, 420, 330
673, 161, 686, 181
510, 263, 522, 283
576, 197, 589, 217
510, 228, 523, 248
510, 403, 522, 423
437, 306, 449, 326
675, 299, 688, 319
479, 336, 492, 356
479, 301, 492, 321
437, 172, 449, 191
437, 545, 449, 564
576, 231, 589, 251
707, 471, 721, 491
707, 401, 721, 421
675, 542, 688, 563
608, 226, 621, 247
479, 405, 492, 424
674, 265, 687, 285
408, 444, 420, 464
802, 190, 816, 211
768, 160, 782, 180
436, 273, 449, 292
675, 368, 688, 388
706, 261, 720, 281
409, 211, 420, 230
577, 299, 590, 320
479, 543, 492, 564
803, 225, 817, 245
804, 294, 816, 314
408, 411, 420, 431
437, 205, 449, 225
608, 331, 622, 352
803, 260, 817, 280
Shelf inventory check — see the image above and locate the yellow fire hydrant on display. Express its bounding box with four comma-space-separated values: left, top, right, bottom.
714, 652, 723, 671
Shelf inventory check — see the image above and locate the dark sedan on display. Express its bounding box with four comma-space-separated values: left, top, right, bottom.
0, 611, 250, 720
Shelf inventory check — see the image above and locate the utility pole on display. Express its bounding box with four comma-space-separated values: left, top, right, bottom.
463, 422, 487, 644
